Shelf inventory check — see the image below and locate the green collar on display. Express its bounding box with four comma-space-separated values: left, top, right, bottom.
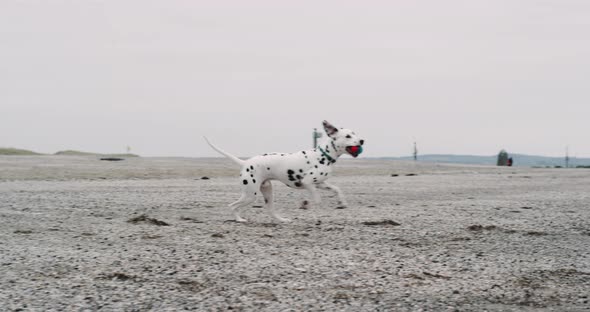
318, 146, 336, 163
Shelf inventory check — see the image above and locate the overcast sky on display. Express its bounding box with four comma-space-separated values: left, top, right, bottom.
1, 1, 589, 158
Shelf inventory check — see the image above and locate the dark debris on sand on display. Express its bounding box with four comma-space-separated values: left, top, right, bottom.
467, 224, 497, 231
362, 220, 401, 226
127, 214, 170, 226
98, 272, 136, 281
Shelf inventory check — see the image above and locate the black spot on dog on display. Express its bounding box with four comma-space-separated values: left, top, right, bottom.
307, 161, 310, 164
253, 179, 256, 184
246, 168, 249, 172
264, 198, 268, 204
294, 182, 302, 187
314, 165, 318, 168
302, 151, 306, 154
243, 180, 248, 185
310, 172, 314, 175
267, 167, 270, 170
250, 165, 254, 170
250, 174, 254, 177
299, 169, 303, 173
287, 169, 294, 175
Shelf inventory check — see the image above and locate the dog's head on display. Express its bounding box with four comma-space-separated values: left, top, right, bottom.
323, 120, 364, 158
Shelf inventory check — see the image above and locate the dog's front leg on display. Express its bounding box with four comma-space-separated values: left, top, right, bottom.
317, 182, 348, 208
300, 183, 321, 210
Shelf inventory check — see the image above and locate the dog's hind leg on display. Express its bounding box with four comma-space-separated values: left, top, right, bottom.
300, 183, 321, 210
229, 168, 261, 222
228, 192, 256, 222
260, 181, 290, 223
317, 182, 348, 208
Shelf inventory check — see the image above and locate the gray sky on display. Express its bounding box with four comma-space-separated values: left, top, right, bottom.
1, 0, 589, 158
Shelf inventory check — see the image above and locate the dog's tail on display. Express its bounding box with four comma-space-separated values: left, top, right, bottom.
203, 136, 246, 167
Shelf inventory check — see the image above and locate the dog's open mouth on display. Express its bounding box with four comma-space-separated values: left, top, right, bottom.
346, 145, 363, 158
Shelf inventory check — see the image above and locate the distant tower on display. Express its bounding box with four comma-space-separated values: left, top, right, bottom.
313, 128, 323, 148
413, 141, 418, 161
565, 146, 570, 168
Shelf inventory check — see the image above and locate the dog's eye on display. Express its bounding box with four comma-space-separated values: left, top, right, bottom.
346, 135, 351, 138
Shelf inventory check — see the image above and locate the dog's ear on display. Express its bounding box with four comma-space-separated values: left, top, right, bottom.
323, 120, 338, 137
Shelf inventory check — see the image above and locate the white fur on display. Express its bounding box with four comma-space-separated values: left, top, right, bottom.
204, 120, 364, 222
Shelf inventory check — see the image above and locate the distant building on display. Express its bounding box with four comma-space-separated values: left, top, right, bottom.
497, 149, 509, 166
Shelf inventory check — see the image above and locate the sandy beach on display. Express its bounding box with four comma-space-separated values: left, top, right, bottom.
0, 156, 589, 311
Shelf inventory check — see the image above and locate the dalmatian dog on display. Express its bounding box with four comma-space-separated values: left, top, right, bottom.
204, 120, 364, 222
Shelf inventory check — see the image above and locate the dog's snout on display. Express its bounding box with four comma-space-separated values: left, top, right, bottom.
359, 139, 364, 146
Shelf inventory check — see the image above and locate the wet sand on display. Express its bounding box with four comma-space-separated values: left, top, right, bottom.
1, 156, 589, 311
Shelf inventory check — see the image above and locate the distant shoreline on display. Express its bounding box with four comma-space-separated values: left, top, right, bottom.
2, 147, 589, 168
0, 147, 138, 158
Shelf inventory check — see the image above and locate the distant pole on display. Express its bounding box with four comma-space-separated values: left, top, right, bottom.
413, 141, 418, 161
313, 128, 323, 148
127, 145, 131, 154
565, 146, 569, 168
